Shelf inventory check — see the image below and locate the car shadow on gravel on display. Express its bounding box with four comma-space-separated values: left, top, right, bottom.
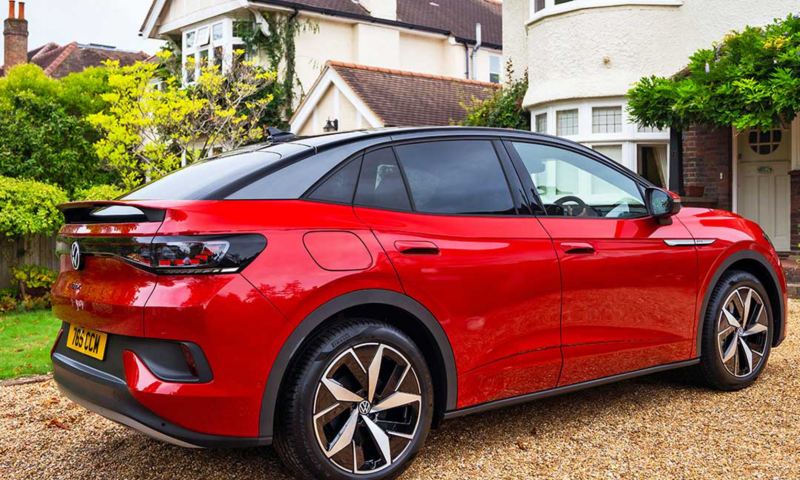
72, 368, 704, 479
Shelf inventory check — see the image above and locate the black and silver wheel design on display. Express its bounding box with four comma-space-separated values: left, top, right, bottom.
699, 270, 773, 391
274, 319, 433, 480
716, 286, 769, 377
313, 343, 422, 475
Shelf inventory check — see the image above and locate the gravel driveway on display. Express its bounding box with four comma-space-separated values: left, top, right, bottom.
2, 303, 799, 480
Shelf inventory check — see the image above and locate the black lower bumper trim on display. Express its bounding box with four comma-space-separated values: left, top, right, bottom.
52, 352, 271, 448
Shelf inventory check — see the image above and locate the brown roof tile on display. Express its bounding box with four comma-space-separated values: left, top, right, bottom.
22, 43, 148, 78
252, 0, 501, 46
328, 61, 499, 126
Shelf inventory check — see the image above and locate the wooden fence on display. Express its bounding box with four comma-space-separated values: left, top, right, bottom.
0, 235, 59, 290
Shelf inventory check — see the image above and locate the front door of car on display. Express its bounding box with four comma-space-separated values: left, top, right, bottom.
506, 141, 698, 386
352, 139, 562, 408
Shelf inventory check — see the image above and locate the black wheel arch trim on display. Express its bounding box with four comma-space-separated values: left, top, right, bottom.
258, 288, 458, 438
697, 249, 785, 355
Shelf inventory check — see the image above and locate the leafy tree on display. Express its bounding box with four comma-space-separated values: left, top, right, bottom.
89, 51, 278, 189
0, 65, 118, 194
460, 64, 530, 130
628, 14, 800, 131
74, 184, 125, 201
0, 176, 67, 237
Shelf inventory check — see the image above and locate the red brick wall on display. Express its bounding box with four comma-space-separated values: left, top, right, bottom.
3, 18, 28, 71
682, 125, 733, 210
791, 171, 800, 251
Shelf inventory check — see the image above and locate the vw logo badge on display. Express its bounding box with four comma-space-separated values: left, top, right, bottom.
358, 400, 372, 415
70, 241, 83, 271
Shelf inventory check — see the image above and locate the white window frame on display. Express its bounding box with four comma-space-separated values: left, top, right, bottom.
530, 98, 670, 174
181, 18, 238, 85
489, 55, 502, 84
528, 0, 683, 24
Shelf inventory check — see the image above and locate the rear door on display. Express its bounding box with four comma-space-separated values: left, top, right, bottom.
51, 202, 165, 336
352, 139, 562, 408
506, 140, 698, 386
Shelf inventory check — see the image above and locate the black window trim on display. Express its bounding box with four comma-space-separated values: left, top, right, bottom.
387, 136, 522, 218
502, 137, 655, 220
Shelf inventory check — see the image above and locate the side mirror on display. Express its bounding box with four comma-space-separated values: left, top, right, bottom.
646, 187, 681, 225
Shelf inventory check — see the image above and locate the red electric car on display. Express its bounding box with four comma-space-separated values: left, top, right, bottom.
51, 127, 786, 479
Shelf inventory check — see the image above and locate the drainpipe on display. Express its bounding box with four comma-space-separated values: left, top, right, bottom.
462, 42, 470, 79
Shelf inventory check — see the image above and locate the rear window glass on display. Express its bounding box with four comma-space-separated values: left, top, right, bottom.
355, 148, 411, 211
307, 157, 361, 204
123, 152, 280, 200
394, 140, 515, 215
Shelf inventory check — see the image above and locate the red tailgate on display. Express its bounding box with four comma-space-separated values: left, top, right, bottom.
51, 202, 165, 336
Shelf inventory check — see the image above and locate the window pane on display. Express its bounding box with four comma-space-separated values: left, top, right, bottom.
355, 148, 411, 211
534, 0, 545, 12
556, 109, 578, 136
592, 145, 622, 163
212, 23, 224, 42
197, 26, 210, 46
489, 56, 501, 84
124, 152, 279, 200
184, 30, 196, 49
394, 140, 515, 215
308, 158, 361, 204
535, 113, 547, 134
512, 142, 646, 218
592, 107, 622, 134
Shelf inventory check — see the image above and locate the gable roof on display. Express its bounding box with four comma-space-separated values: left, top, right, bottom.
14, 42, 147, 78
294, 61, 499, 129
142, 0, 502, 48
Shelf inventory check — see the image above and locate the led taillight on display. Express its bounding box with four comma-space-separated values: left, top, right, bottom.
61, 234, 266, 275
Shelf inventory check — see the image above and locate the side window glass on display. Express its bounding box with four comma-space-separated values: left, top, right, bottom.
394, 140, 515, 215
355, 148, 412, 211
511, 142, 647, 218
307, 158, 361, 204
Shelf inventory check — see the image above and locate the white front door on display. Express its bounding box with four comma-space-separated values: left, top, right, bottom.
737, 129, 791, 251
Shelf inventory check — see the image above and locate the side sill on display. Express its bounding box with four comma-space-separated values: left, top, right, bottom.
443, 358, 700, 420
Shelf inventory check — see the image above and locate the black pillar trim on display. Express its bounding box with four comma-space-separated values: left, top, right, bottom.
669, 128, 684, 194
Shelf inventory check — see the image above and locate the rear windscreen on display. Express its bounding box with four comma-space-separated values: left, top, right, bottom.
123, 152, 281, 200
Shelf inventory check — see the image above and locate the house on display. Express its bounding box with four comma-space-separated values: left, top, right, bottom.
504, 0, 800, 252
139, 0, 504, 122
290, 61, 500, 134
1, 1, 147, 77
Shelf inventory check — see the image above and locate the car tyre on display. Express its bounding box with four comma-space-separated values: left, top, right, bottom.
698, 270, 773, 391
274, 318, 434, 480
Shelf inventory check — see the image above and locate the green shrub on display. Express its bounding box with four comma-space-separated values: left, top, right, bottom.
0, 176, 67, 237
460, 65, 530, 130
74, 183, 124, 201
11, 264, 58, 298
628, 14, 800, 131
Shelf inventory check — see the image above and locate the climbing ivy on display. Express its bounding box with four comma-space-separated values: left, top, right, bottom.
237, 12, 317, 122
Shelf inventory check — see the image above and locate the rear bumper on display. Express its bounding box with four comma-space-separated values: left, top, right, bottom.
51, 332, 271, 448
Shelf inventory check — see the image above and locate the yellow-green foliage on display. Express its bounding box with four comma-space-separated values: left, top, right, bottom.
0, 176, 67, 237
74, 184, 125, 201
89, 51, 278, 190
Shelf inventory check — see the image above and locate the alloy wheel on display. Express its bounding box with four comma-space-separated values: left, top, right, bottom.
312, 342, 422, 475
716, 286, 769, 377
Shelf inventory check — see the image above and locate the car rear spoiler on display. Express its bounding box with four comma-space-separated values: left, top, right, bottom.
58, 201, 166, 224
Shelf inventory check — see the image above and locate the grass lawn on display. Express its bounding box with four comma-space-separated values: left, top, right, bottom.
0, 309, 61, 380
